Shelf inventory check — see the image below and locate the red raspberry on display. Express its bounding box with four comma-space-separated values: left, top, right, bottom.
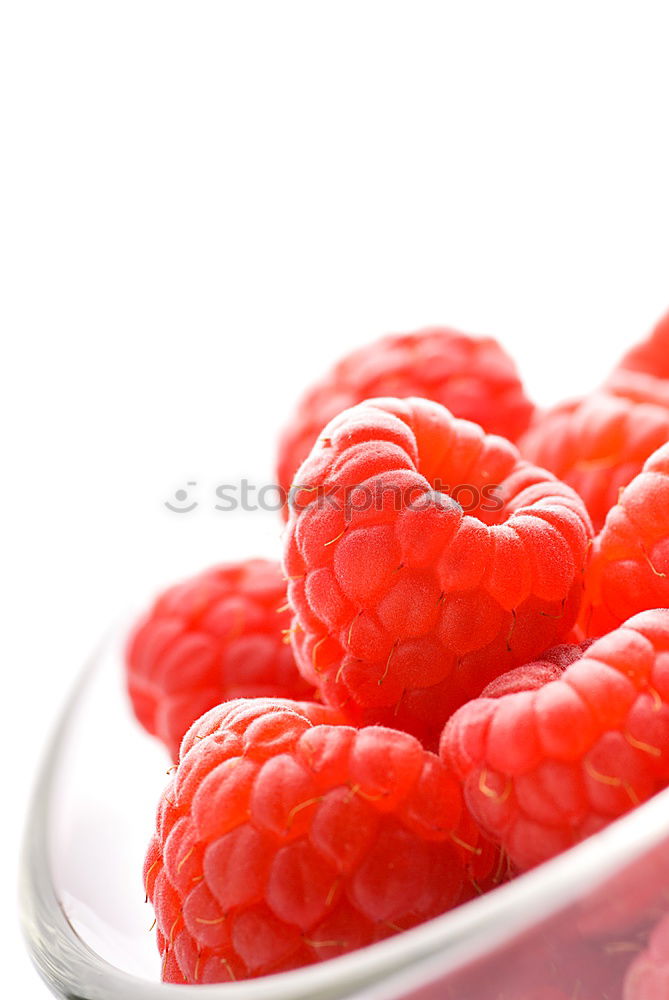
613, 309, 669, 381
625, 912, 669, 1000
446, 929, 631, 1000
278, 326, 535, 513
440, 610, 669, 872
284, 396, 592, 749
581, 443, 669, 638
519, 391, 669, 531
126, 560, 312, 759
575, 835, 669, 941
144, 698, 496, 984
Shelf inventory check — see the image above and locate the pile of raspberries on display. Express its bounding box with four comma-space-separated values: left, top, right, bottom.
129, 315, 669, 997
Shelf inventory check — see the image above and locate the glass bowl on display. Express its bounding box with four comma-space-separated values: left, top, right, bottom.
20, 626, 669, 999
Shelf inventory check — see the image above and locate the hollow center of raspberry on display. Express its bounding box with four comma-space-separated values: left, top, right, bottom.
421, 475, 509, 527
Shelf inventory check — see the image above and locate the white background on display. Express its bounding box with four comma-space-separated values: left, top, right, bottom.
2, 2, 669, 995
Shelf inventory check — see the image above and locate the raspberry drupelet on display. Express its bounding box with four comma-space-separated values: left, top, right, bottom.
126, 560, 312, 759
144, 698, 498, 983
440, 610, 669, 873
278, 326, 535, 513
284, 396, 592, 749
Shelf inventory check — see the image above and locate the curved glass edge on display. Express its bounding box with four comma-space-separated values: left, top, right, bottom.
19, 631, 669, 999
352, 791, 669, 1000
18, 645, 159, 999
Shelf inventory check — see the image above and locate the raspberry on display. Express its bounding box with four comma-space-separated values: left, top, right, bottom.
625, 912, 669, 1000
519, 391, 669, 531
126, 560, 312, 759
613, 310, 669, 381
582, 443, 669, 637
447, 929, 631, 1000
278, 327, 535, 512
144, 698, 496, 983
576, 835, 669, 941
440, 610, 669, 872
284, 396, 592, 749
